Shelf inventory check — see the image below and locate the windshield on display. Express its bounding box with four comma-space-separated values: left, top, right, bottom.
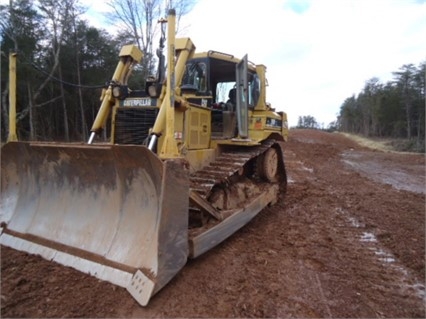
182, 62, 207, 92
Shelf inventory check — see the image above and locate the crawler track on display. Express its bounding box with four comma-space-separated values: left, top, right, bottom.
189, 139, 277, 199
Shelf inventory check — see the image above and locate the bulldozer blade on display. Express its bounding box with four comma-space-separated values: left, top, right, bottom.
0, 142, 189, 306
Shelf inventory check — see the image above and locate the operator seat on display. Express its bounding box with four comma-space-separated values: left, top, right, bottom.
226, 88, 236, 111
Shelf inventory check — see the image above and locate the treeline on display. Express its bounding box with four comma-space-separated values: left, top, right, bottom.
295, 115, 320, 129
1, 0, 193, 142
337, 62, 425, 150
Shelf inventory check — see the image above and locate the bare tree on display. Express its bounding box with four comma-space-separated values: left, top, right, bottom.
37, 0, 77, 141
165, 0, 194, 32
69, 3, 87, 140
107, 0, 160, 78
106, 0, 194, 80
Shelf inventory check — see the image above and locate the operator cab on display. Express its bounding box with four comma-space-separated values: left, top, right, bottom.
181, 51, 261, 139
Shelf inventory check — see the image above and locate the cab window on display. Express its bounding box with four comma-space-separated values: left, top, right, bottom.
182, 62, 207, 93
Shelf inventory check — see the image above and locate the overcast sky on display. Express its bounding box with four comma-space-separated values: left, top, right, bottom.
177, 0, 426, 127
5, 0, 425, 127
91, 0, 425, 127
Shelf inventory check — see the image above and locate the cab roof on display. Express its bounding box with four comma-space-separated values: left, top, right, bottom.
192, 50, 259, 72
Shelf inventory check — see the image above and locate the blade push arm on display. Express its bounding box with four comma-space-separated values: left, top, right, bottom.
148, 10, 195, 157
88, 45, 143, 144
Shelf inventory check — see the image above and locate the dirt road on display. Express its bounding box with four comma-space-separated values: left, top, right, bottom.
1, 129, 425, 318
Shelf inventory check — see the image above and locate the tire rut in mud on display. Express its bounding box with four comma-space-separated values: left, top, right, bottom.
1, 129, 424, 318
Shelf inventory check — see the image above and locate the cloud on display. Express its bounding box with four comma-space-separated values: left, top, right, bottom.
79, 0, 114, 30
284, 0, 311, 14
181, 0, 426, 127
2, 0, 423, 127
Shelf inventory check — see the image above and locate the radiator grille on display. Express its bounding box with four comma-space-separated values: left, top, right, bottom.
114, 107, 158, 145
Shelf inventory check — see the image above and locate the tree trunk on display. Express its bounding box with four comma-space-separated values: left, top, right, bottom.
58, 65, 69, 141
72, 15, 87, 141
1, 82, 10, 140
27, 83, 35, 140
417, 114, 422, 144
75, 56, 87, 141
404, 100, 411, 139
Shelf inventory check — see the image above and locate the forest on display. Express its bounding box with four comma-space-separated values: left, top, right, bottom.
1, 1, 424, 152
337, 62, 425, 152
0, 0, 193, 142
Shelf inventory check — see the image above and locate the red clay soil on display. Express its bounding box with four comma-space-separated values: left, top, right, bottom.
1, 129, 425, 318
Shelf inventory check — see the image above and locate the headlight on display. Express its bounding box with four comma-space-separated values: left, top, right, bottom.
112, 85, 128, 99
148, 85, 158, 97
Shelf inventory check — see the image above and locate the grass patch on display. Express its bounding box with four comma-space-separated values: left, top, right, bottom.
339, 133, 425, 153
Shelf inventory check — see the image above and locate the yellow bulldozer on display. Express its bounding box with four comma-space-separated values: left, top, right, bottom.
1, 9, 288, 306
